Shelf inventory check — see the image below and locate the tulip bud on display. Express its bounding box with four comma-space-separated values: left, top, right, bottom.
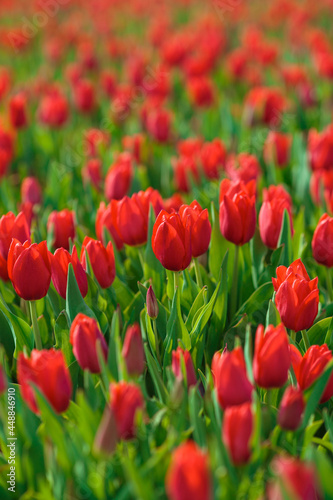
147, 285, 159, 319
312, 214, 333, 267
278, 386, 304, 431
122, 323, 145, 376
171, 347, 197, 388
222, 402, 253, 466
73, 79, 95, 113
70, 313, 108, 373
109, 381, 145, 439
94, 404, 118, 455
166, 441, 211, 500
47, 209, 76, 251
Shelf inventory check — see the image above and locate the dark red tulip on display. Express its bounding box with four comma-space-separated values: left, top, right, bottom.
272, 259, 319, 332
73, 79, 95, 113
263, 131, 292, 168
122, 323, 145, 376
9, 92, 27, 129
70, 313, 108, 373
104, 153, 133, 201
244, 86, 286, 127
8, 239, 51, 300
222, 402, 253, 466
312, 214, 333, 267
47, 209, 75, 251
212, 347, 253, 409
200, 139, 226, 180
0, 211, 30, 281
253, 324, 291, 389
172, 347, 197, 388
146, 285, 159, 319
50, 246, 88, 299
109, 381, 145, 439
80, 236, 115, 289
166, 441, 211, 500
95, 202, 124, 251
18, 349, 72, 414
179, 201, 211, 258
259, 185, 293, 249
219, 178, 256, 246
152, 209, 192, 271
278, 386, 305, 431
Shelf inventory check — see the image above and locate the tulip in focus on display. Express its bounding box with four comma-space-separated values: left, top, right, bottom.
147, 285, 159, 319
80, 236, 116, 289
70, 313, 108, 373
259, 185, 293, 249
50, 246, 88, 299
0, 211, 30, 281
312, 214, 333, 267
179, 201, 211, 258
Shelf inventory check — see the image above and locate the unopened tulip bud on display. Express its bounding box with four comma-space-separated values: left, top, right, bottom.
278, 386, 304, 431
122, 323, 145, 376
147, 285, 159, 319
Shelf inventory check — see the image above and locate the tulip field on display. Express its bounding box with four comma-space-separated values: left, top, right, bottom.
2, 0, 333, 498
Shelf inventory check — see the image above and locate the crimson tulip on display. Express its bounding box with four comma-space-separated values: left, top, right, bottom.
152, 210, 192, 271
212, 347, 253, 409
200, 138, 226, 180
95, 202, 124, 250
122, 323, 145, 376
80, 236, 115, 289
222, 402, 253, 466
0, 364, 6, 395
109, 381, 145, 439
263, 131, 292, 168
243, 86, 286, 127
259, 185, 293, 249
166, 441, 211, 500
47, 209, 75, 251
0, 211, 30, 281
179, 201, 211, 258
73, 79, 95, 113
308, 124, 333, 171
272, 259, 319, 332
50, 246, 88, 299
38, 91, 69, 128
8, 239, 51, 300
172, 347, 197, 388
70, 313, 108, 373
312, 214, 333, 267
9, 93, 27, 129
18, 349, 72, 414
278, 386, 304, 431
104, 152, 133, 201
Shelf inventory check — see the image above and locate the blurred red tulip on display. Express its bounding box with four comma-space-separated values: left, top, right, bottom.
222, 402, 253, 466
105, 152, 133, 201
308, 124, 333, 171
244, 87, 286, 127
225, 153, 261, 184
278, 386, 304, 431
9, 93, 28, 128
38, 91, 69, 127
21, 177, 42, 206
200, 139, 226, 180
172, 347, 197, 388
47, 209, 75, 251
122, 323, 145, 376
82, 158, 102, 189
263, 131, 292, 168
109, 381, 145, 439
73, 79, 95, 113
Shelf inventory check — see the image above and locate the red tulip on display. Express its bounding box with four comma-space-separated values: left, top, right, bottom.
290, 344, 333, 403
38, 91, 69, 128
0, 364, 6, 395
8, 239, 51, 300
111, 188, 163, 247
73, 79, 95, 113
243, 86, 286, 127
152, 209, 192, 271
70, 313, 108, 373
200, 139, 226, 180
82, 158, 102, 189
263, 131, 292, 168
50, 246, 88, 299
109, 381, 145, 439
95, 202, 124, 250
47, 209, 75, 251
312, 214, 333, 267
166, 441, 211, 500
9, 93, 27, 129
187, 77, 214, 107
84, 128, 109, 157
219, 178, 256, 246
122, 323, 145, 376
80, 236, 115, 289
147, 285, 159, 319
104, 152, 133, 201
122, 134, 145, 164
253, 324, 291, 389
272, 259, 319, 332
146, 107, 171, 143
173, 155, 199, 193
172, 347, 197, 388
308, 124, 333, 171
212, 347, 253, 409
222, 402, 253, 466
21, 177, 42, 206
259, 185, 293, 249
164, 193, 185, 213
18, 349, 72, 414
268, 456, 321, 500
177, 137, 202, 158
179, 201, 211, 258
0, 211, 30, 281
225, 153, 261, 185
278, 386, 305, 431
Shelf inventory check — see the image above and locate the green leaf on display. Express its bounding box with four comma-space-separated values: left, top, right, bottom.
0, 293, 33, 356
301, 360, 333, 429
144, 205, 165, 299
144, 344, 168, 403
189, 387, 206, 447
66, 264, 96, 324
307, 317, 333, 346
164, 288, 191, 367
265, 299, 281, 328
231, 282, 274, 327
54, 311, 74, 367
0, 308, 15, 362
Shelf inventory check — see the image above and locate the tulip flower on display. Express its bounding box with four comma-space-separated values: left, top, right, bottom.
82, 158, 102, 189
152, 210, 192, 271
177, 137, 202, 158
222, 402, 253, 466
9, 92, 27, 129
272, 259, 319, 332
166, 441, 211, 500
263, 131, 292, 168
95, 202, 124, 250
70, 313, 108, 373
179, 201, 211, 258
111, 188, 163, 247
225, 153, 261, 185
17, 349, 72, 414
173, 155, 200, 193
172, 347, 197, 388
50, 246, 88, 299
187, 76, 215, 107
8, 239, 51, 301
219, 178, 256, 246
109, 381, 145, 439
278, 386, 304, 431
243, 86, 286, 127
259, 185, 293, 249
308, 124, 333, 171
146, 107, 171, 143
146, 285, 159, 319
0, 211, 30, 281
84, 128, 109, 157
73, 79, 95, 113
122, 133, 145, 164
21, 177, 42, 206
290, 344, 333, 403
122, 323, 145, 376
164, 193, 185, 213
38, 91, 69, 128
47, 209, 75, 251
200, 138, 226, 180
253, 324, 290, 389
312, 214, 333, 267
268, 456, 321, 500
212, 347, 253, 409
80, 237, 115, 289
104, 152, 133, 201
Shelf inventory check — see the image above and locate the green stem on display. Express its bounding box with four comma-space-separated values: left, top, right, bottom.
152, 319, 160, 364
193, 258, 203, 289
230, 245, 240, 319
174, 272, 179, 295
138, 247, 145, 276
290, 330, 296, 342
326, 267, 333, 303
301, 330, 311, 351
29, 301, 42, 350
